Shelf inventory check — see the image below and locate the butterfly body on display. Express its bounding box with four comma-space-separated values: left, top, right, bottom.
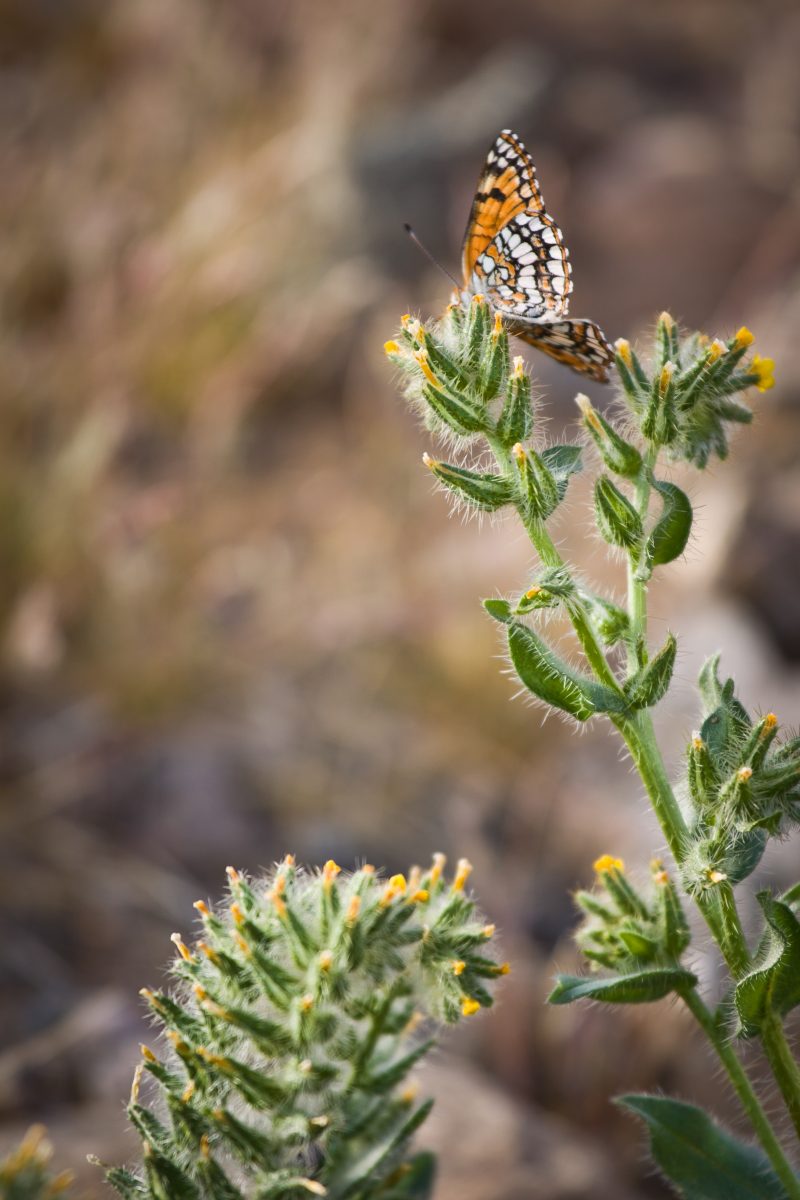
460, 130, 613, 382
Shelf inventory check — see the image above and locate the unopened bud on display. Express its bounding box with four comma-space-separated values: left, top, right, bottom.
461, 996, 481, 1016
593, 854, 625, 875
614, 338, 632, 368
453, 857, 473, 891
429, 852, 446, 886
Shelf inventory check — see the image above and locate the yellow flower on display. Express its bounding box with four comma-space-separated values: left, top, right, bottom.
750, 354, 775, 391
461, 997, 481, 1016
733, 326, 754, 349
593, 853, 624, 875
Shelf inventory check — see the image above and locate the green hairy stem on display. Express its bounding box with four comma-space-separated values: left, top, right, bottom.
386, 304, 800, 1194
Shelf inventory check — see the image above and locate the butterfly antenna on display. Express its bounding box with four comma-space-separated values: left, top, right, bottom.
404, 223, 461, 291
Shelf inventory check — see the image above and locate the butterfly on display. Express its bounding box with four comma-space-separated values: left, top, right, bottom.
461, 129, 613, 382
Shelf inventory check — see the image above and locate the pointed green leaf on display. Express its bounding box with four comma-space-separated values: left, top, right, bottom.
548, 967, 696, 1005
594, 476, 643, 550
383, 1152, 437, 1199
506, 619, 626, 722
644, 479, 693, 569
497, 370, 533, 445
624, 633, 676, 710
735, 892, 800, 1036
540, 443, 583, 501
483, 598, 512, 623
618, 1094, 788, 1200
427, 459, 514, 511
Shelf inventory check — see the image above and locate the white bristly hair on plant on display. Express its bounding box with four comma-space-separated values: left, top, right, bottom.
99, 854, 506, 1200
386, 300, 800, 1200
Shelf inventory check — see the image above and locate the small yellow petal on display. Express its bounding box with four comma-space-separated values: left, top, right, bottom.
461, 997, 481, 1017
384, 340, 401, 355
733, 326, 754, 349
750, 354, 775, 392
593, 854, 624, 875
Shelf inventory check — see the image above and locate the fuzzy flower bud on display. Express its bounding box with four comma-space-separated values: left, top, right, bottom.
109, 859, 505, 1198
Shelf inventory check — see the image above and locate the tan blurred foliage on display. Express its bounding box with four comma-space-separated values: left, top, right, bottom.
1, 0, 799, 1195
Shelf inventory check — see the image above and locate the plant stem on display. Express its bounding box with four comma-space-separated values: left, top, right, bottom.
681, 988, 800, 1197
614, 713, 687, 860
487, 436, 623, 696
762, 1012, 800, 1142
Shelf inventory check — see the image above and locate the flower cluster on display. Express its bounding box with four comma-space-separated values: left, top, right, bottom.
681, 657, 800, 894
614, 315, 773, 468
575, 855, 690, 973
104, 855, 505, 1200
0, 1126, 72, 1200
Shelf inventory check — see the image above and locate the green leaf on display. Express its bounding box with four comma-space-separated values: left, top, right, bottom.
497, 370, 533, 445
505, 619, 626, 722
618, 1094, 788, 1200
104, 1167, 148, 1199
735, 892, 800, 1037
427, 459, 514, 511
540, 443, 583, 501
724, 828, 768, 885
594, 476, 643, 550
483, 598, 512, 623
514, 447, 560, 520
548, 967, 696, 1005
422, 382, 487, 436
624, 633, 677, 710
389, 1152, 437, 1199
578, 398, 642, 477
698, 654, 724, 713
644, 479, 692, 570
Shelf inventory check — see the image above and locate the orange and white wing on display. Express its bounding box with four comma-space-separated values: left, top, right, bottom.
462, 130, 572, 318
504, 316, 614, 383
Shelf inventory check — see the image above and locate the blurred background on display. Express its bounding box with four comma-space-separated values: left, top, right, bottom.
1, 0, 799, 1195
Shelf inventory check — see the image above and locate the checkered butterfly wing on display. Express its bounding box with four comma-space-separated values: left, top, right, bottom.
462, 130, 614, 381
462, 130, 572, 319
504, 316, 613, 383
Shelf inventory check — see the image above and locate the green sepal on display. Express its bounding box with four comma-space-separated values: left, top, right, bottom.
540, 444, 583, 503
594, 476, 643, 550
495, 616, 626, 722
382, 1151, 437, 1199
478, 325, 510, 401
513, 447, 560, 521
465, 296, 491, 361
724, 829, 768, 884
642, 479, 692, 573
580, 591, 630, 647
656, 877, 691, 958
143, 1146, 201, 1200
687, 735, 718, 814
496, 370, 533, 445
106, 1167, 148, 1199
618, 928, 659, 960
422, 382, 487, 436
618, 1094, 788, 1200
580, 402, 642, 477
421, 331, 470, 393
656, 314, 680, 366
197, 1153, 244, 1200
623, 633, 676, 710
426, 459, 514, 511
548, 966, 696, 1005
735, 892, 800, 1037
